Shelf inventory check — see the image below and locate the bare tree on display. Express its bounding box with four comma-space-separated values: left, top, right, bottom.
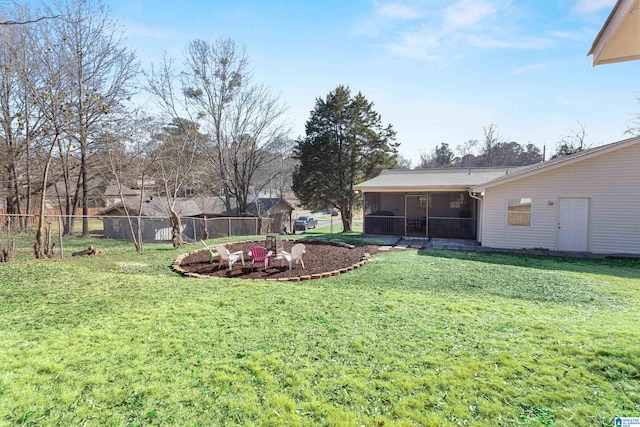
456, 139, 478, 167
395, 154, 412, 170
552, 122, 588, 159
627, 96, 640, 137
0, 3, 45, 230
96, 113, 155, 251
148, 118, 204, 247
45, 0, 139, 236
478, 123, 504, 166
417, 149, 434, 168
254, 138, 296, 197
146, 38, 290, 216
26, 15, 69, 258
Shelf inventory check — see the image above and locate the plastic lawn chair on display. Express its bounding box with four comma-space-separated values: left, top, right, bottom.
281, 243, 306, 270
249, 246, 272, 270
206, 242, 244, 270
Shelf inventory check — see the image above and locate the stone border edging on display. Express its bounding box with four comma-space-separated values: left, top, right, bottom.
171, 238, 370, 281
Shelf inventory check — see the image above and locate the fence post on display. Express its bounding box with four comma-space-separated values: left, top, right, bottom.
192, 217, 196, 241
58, 215, 64, 259
228, 217, 231, 237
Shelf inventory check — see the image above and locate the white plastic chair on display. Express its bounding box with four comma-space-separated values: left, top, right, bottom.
281, 243, 306, 270
201, 241, 244, 270
215, 244, 245, 270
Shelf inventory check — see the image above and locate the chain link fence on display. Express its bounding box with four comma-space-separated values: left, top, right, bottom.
0, 212, 282, 245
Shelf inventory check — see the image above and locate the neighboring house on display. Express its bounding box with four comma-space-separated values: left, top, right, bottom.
49, 178, 106, 209
98, 196, 295, 242
103, 183, 139, 207
588, 0, 639, 66
355, 137, 640, 255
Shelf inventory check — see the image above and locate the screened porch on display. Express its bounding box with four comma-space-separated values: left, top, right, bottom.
363, 192, 477, 239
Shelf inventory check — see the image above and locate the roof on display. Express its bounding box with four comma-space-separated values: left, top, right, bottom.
588, 0, 640, 66
355, 137, 640, 194
471, 136, 640, 191
103, 183, 137, 197
227, 198, 295, 216
98, 196, 294, 217
98, 197, 202, 217
354, 168, 513, 192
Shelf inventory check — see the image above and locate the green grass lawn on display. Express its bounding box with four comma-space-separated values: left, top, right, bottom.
1, 233, 639, 426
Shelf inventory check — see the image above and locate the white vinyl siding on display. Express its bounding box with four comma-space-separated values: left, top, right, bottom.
481, 142, 640, 254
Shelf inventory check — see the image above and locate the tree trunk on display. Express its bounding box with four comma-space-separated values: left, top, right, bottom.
81, 146, 89, 237
170, 209, 184, 248
34, 141, 57, 259
341, 206, 353, 233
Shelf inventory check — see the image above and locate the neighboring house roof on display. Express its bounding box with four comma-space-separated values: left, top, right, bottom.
103, 183, 138, 197
51, 177, 107, 199
588, 0, 640, 66
98, 196, 294, 217
98, 197, 201, 217
229, 198, 295, 216
471, 136, 640, 192
354, 168, 513, 192
192, 197, 229, 216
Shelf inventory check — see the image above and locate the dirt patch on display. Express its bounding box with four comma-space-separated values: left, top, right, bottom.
176, 239, 381, 280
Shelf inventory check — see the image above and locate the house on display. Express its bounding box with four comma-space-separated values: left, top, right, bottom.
355, 137, 640, 255
98, 196, 295, 242
588, 0, 640, 66
103, 183, 139, 207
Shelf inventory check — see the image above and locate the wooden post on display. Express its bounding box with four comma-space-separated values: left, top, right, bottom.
58, 215, 64, 259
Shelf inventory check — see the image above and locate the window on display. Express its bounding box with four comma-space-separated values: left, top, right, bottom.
507, 198, 531, 226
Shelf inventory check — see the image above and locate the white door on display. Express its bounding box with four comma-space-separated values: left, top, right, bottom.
558, 198, 589, 251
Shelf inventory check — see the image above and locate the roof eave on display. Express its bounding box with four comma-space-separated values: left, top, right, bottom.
354, 185, 473, 193
588, 0, 640, 66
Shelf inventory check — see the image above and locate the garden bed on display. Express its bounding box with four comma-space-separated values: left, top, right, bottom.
174, 239, 381, 280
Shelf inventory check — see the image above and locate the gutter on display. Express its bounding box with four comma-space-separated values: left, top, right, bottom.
468, 189, 482, 202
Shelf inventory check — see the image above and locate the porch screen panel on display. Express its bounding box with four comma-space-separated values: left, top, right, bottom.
380, 193, 405, 216
364, 193, 381, 215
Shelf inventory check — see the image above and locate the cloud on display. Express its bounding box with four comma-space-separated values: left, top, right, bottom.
386, 28, 442, 60
375, 2, 422, 20
443, 0, 500, 29
572, 0, 616, 14
548, 30, 589, 41
375, 0, 560, 60
512, 62, 553, 75
466, 34, 555, 50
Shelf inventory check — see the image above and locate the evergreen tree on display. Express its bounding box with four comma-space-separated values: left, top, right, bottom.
292, 85, 398, 232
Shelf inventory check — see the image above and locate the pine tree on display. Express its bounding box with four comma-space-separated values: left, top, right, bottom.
292, 86, 398, 232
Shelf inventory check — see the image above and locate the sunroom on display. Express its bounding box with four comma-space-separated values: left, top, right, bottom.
363, 191, 477, 238
354, 168, 511, 240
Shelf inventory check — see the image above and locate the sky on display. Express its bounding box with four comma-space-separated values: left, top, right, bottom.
108, 0, 638, 165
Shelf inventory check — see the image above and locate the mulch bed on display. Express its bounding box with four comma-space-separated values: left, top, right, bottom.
176, 239, 381, 280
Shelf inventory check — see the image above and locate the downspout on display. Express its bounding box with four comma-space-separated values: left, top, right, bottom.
468, 189, 483, 244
